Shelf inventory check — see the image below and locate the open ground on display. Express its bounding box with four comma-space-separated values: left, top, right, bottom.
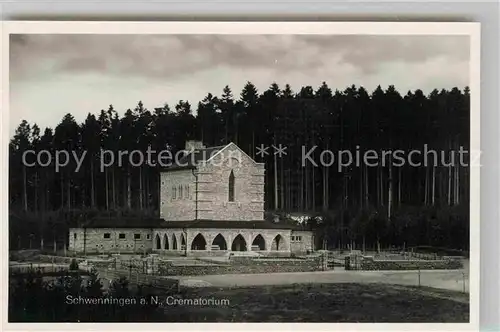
169, 265, 469, 293
153, 283, 469, 322
9, 251, 470, 322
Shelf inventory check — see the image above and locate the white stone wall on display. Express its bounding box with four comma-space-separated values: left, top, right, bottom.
68, 228, 153, 254
153, 227, 292, 254
68, 227, 314, 255
160, 170, 196, 221
290, 230, 315, 253
152, 228, 186, 252
196, 144, 265, 221
160, 143, 265, 224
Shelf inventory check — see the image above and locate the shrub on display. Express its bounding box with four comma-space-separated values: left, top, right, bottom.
69, 259, 79, 271
345, 256, 351, 270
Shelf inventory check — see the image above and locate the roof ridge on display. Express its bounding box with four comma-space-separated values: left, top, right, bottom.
198, 145, 225, 149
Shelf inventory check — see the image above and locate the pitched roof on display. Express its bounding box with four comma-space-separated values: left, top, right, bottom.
159, 218, 304, 230
73, 216, 309, 231
163, 145, 226, 171
79, 217, 164, 229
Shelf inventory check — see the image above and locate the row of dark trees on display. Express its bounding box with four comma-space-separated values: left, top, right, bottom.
9, 270, 166, 322
9, 82, 470, 250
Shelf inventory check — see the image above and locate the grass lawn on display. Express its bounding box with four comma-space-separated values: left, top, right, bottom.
159, 283, 469, 322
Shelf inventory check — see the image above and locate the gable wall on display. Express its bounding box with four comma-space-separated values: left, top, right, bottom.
196, 144, 265, 221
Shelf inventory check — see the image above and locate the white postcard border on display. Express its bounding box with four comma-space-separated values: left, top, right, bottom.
1, 21, 481, 332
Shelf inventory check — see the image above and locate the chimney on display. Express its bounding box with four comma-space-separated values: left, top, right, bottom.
184, 140, 205, 152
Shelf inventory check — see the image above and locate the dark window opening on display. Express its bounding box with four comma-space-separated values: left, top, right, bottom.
231, 234, 247, 251
119, 233, 126, 239
212, 233, 228, 250
191, 233, 207, 250
251, 234, 266, 251
134, 234, 141, 240
228, 170, 235, 202
103, 233, 111, 239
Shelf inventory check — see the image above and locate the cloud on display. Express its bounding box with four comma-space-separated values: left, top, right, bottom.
10, 34, 469, 82
9, 34, 470, 134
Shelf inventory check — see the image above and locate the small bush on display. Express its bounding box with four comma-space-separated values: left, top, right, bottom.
69, 259, 79, 271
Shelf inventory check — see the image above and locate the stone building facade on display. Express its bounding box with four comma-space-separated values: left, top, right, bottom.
160, 142, 265, 222
69, 141, 314, 255
69, 227, 153, 254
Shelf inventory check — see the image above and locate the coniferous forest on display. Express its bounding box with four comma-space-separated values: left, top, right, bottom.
9, 82, 470, 251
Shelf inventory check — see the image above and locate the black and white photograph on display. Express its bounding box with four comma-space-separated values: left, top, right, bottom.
3, 22, 480, 327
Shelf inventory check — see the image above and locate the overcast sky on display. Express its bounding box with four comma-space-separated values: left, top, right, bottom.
9, 34, 470, 135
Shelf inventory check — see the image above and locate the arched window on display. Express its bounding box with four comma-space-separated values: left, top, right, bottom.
172, 234, 178, 250
228, 170, 235, 202
185, 185, 189, 198
212, 233, 228, 250
172, 186, 177, 200
252, 234, 266, 251
190, 233, 207, 250
231, 234, 247, 251
155, 234, 161, 250
179, 185, 183, 199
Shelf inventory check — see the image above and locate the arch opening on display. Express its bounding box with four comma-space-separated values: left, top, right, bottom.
172, 234, 178, 250
271, 234, 287, 251
212, 233, 228, 251
231, 234, 247, 251
191, 233, 207, 250
155, 234, 161, 250
251, 234, 266, 251
181, 233, 186, 250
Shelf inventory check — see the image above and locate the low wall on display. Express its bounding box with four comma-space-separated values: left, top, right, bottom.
10, 267, 92, 276
37, 255, 84, 264
185, 250, 291, 258
185, 250, 229, 257
98, 270, 179, 290
360, 259, 463, 271
36, 255, 116, 268
410, 246, 469, 258
9, 250, 40, 261
10, 263, 70, 274
156, 256, 321, 276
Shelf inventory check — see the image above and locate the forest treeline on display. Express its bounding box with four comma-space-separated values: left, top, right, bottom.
9, 82, 470, 250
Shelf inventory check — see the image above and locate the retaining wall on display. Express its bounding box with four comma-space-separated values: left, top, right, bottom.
157, 256, 321, 276
98, 270, 179, 290
36, 255, 116, 268
360, 259, 463, 271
